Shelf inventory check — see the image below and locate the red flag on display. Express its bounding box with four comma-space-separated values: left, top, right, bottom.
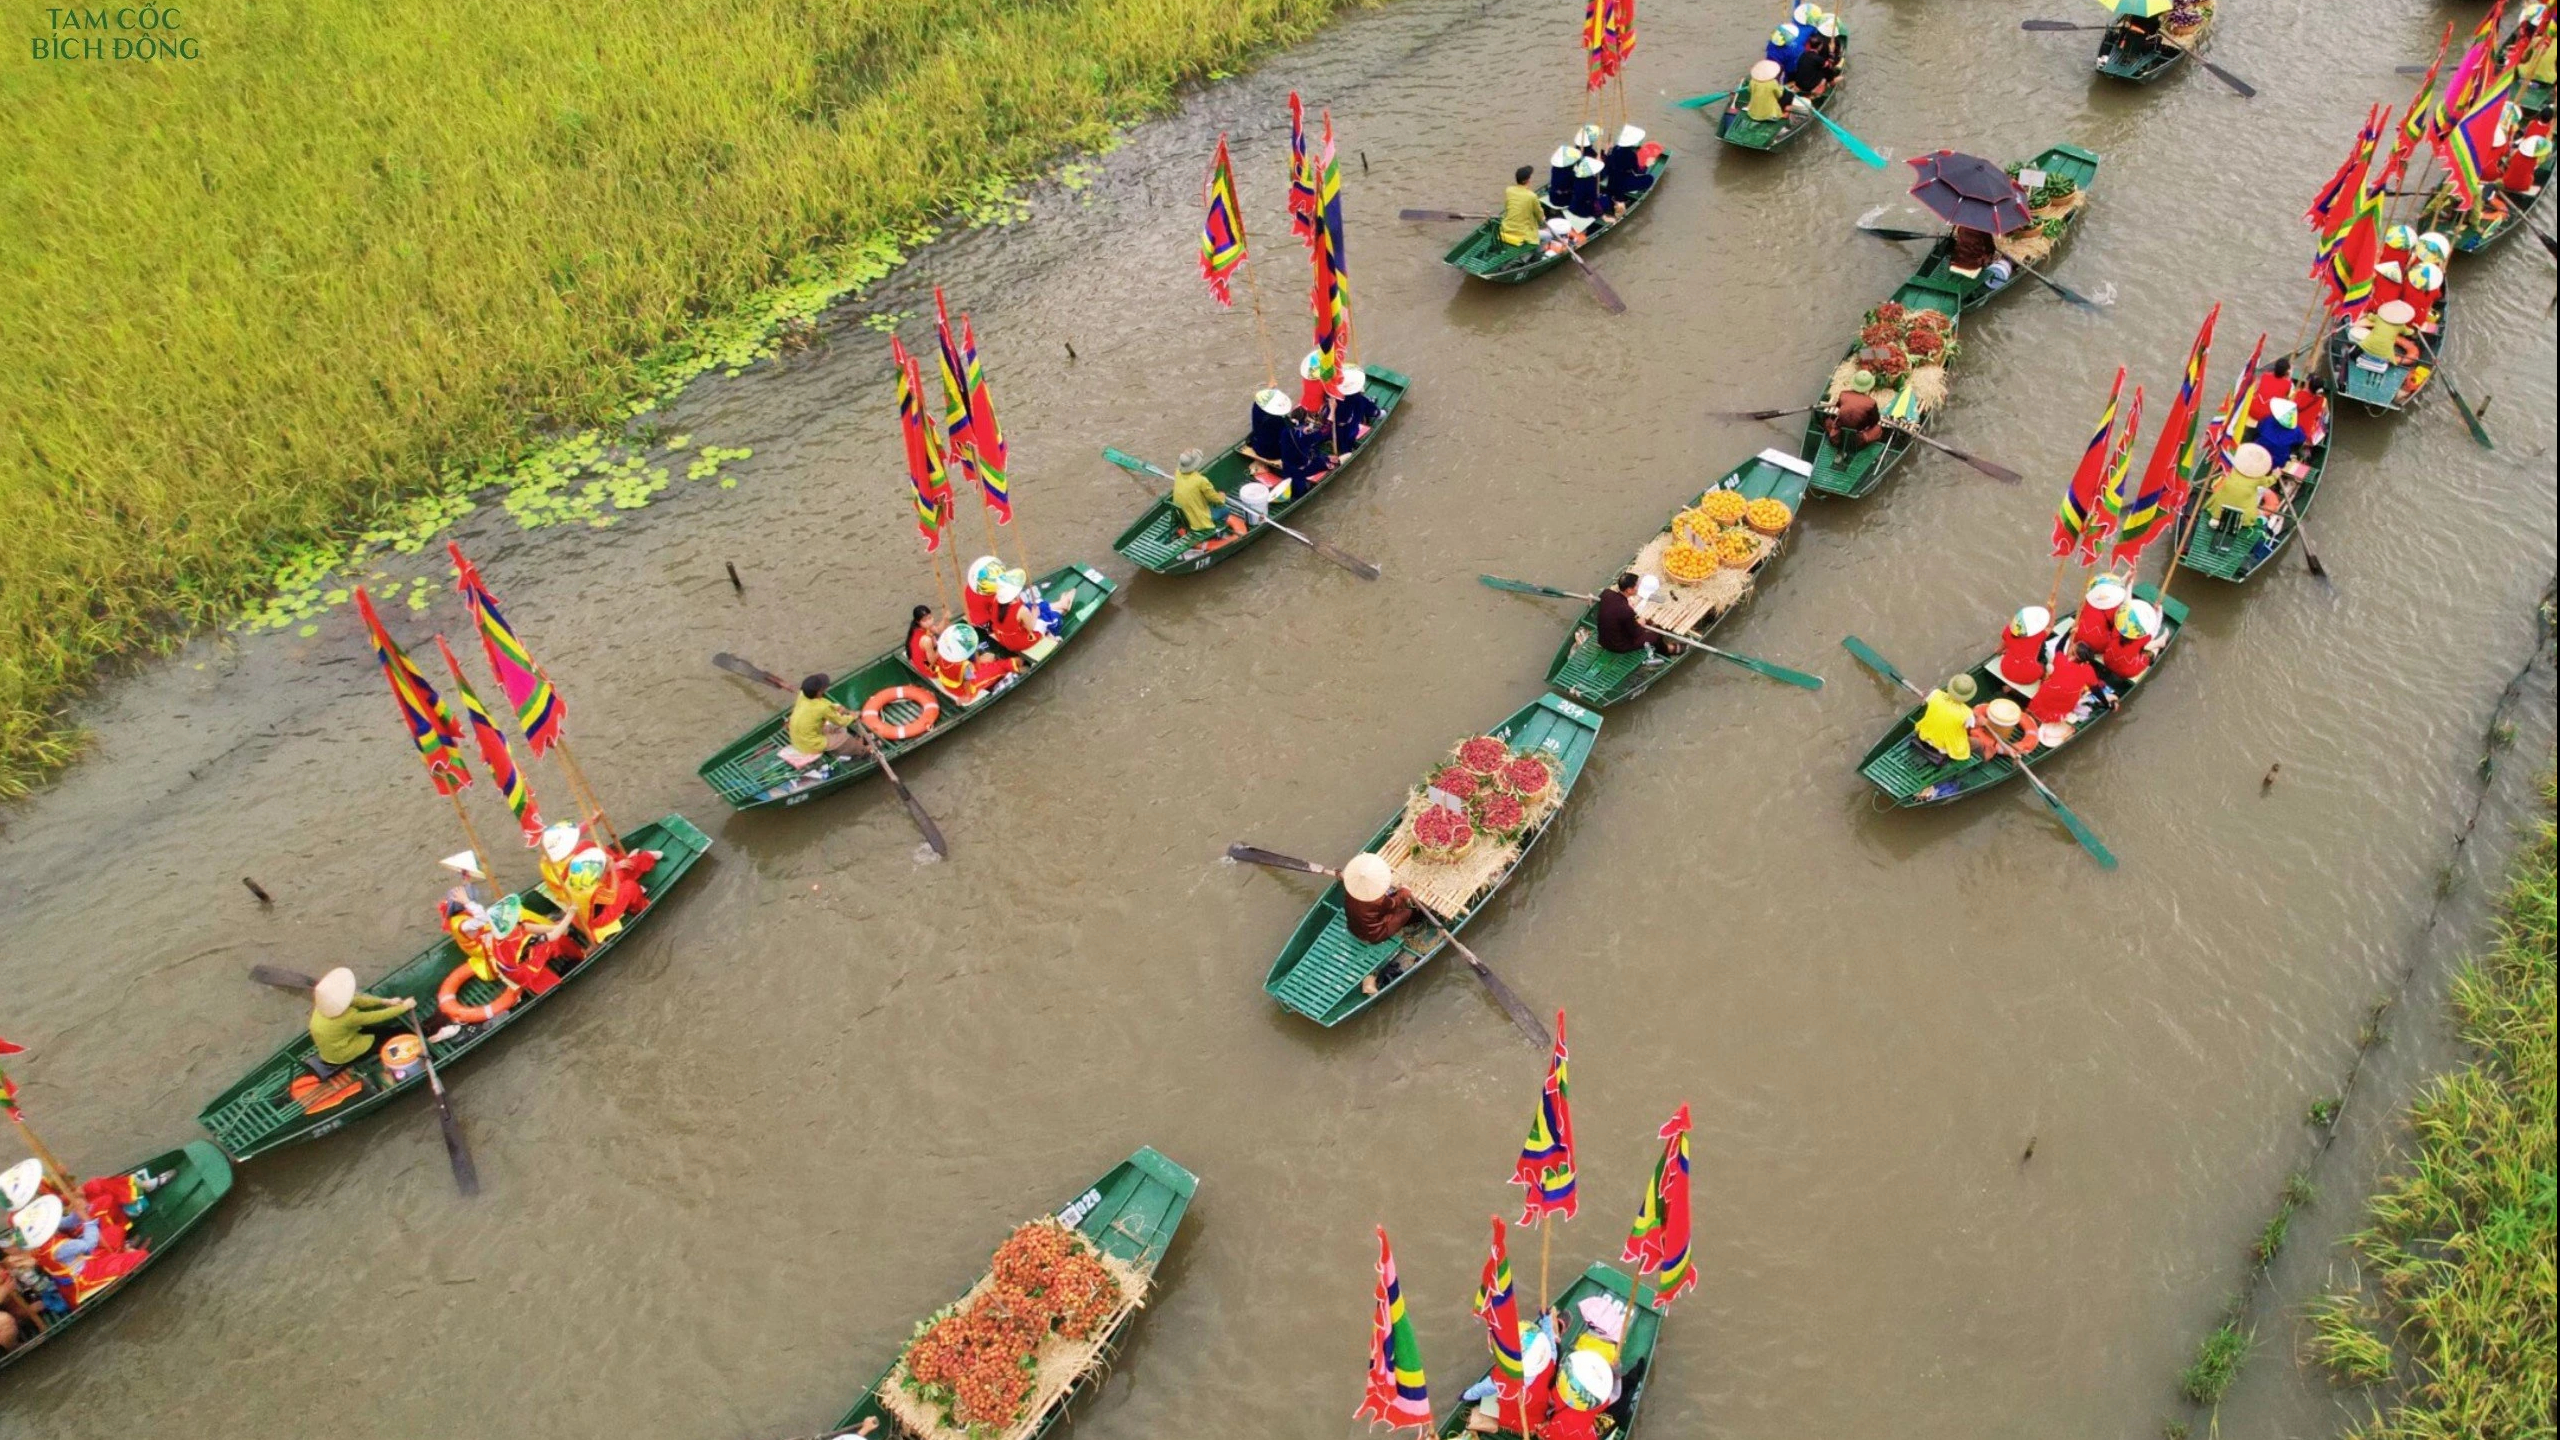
435, 634, 544, 846
1512, 1011, 1578, 1225
0, 1034, 21, 1123
1287, 93, 1320, 251
2113, 304, 2216, 565
2051, 367, 2125, 563
1200, 135, 1249, 307
2305, 105, 2384, 237
2402, 22, 2456, 146
1356, 1226, 1433, 1428
354, 588, 471, 797
1472, 1218, 1539, 1437
1621, 1104, 1698, 1310
890, 337, 953, 552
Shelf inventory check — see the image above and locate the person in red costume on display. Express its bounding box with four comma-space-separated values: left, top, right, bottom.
960, 556, 1005, 630
903, 605, 939, 675
2505, 131, 2552, 195
2088, 599, 2161, 684
2028, 644, 2106, 728
986, 573, 1044, 656
1995, 605, 2051, 687
1538, 1349, 1620, 1440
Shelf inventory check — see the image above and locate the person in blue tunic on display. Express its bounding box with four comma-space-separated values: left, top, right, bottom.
1242, 388, 1299, 481
1328, 364, 1381, 450
1547, 144, 1579, 213
1568, 152, 1609, 222
2249, 395, 2307, 471
1766, 22, 1806, 69
1604, 126, 1654, 204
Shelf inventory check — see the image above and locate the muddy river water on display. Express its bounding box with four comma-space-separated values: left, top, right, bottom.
3, 0, 2554, 1435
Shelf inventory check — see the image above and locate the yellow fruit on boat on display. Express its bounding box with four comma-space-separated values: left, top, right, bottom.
1698, 490, 1748, 525
1718, 528, 1760, 567
1744, 496, 1793, 535
1671, 508, 1716, 547
1661, 540, 1717, 584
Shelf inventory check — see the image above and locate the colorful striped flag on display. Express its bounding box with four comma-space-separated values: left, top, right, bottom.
2402, 22, 2455, 145
2436, 68, 2519, 210
1304, 110, 1353, 409
1584, 0, 1614, 89
2096, 384, 2147, 539
2202, 332, 2268, 467
1288, 93, 1321, 252
1513, 1010, 1578, 1225
1473, 1217, 1540, 1437
0, 1034, 23, 1122
449, 542, 564, 756
2052, 367, 2125, 564
2305, 106, 2384, 238
2114, 304, 2217, 565
890, 337, 953, 552
435, 634, 544, 846
1622, 1104, 1698, 1310
1356, 1226, 1433, 1428
2316, 176, 2385, 311
1201, 135, 1249, 308
1604, 0, 1637, 73
355, 588, 470, 797
932, 289, 1011, 525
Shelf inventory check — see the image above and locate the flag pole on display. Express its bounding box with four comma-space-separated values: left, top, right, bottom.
6, 1110, 87, 1217
1241, 256, 1281, 390
445, 789, 498, 888
1537, 1213, 1554, 1319
550, 737, 622, 851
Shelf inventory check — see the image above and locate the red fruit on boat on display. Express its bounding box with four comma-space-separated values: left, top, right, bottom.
1859, 321, 1900, 349
1473, 790, 1526, 835
1871, 301, 1906, 326
1456, 735, 1510, 775
1431, 766, 1481, 801
1500, 754, 1552, 797
1906, 307, 1952, 335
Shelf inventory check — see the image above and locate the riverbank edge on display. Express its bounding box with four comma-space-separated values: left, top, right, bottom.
0, 0, 1376, 803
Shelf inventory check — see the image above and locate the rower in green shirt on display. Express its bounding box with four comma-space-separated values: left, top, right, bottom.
1169, 450, 1236, 536
787, 675, 864, 758
307, 966, 428, 1073
1499, 166, 1547, 247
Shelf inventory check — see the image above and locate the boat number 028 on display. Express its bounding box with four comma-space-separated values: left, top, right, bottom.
1057, 1186, 1104, 1229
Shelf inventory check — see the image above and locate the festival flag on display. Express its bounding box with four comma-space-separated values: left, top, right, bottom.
890, 337, 953, 551
1201, 135, 1249, 308
2113, 304, 2216, 564
354, 588, 470, 797
449, 542, 564, 756
1301, 109, 1354, 409
2374, 110, 2421, 197
2305, 105, 2384, 238
0, 1035, 24, 1122
1605, 0, 1637, 73
2402, 21, 2456, 146
1288, 93, 1321, 251
1356, 1226, 1433, 1429
435, 634, 544, 846
2316, 178, 2384, 311
2202, 331, 2268, 466
2436, 67, 2520, 210
1473, 1217, 1540, 1437
1621, 1104, 1698, 1311
1584, 0, 1614, 89
2096, 384, 2147, 539
960, 315, 1011, 525
1512, 1010, 1578, 1225
2433, 3, 2505, 136
2051, 366, 2125, 564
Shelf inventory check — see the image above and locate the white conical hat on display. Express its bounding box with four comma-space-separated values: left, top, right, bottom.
1342, 852, 1394, 902
1574, 124, 1604, 150
12, 1194, 63, 1249
2083, 576, 2129, 611
2011, 605, 2052, 635
967, 555, 1006, 592
2232, 443, 2274, 478
936, 624, 979, 663
1616, 125, 1645, 147
1560, 1350, 1615, 1410
2415, 230, 2451, 259
1551, 145, 1578, 168
314, 966, 359, 1018
1257, 388, 1293, 416
1574, 155, 1605, 177
1338, 364, 1367, 395
541, 821, 583, 862
2375, 299, 2417, 325
1, 1159, 44, 1209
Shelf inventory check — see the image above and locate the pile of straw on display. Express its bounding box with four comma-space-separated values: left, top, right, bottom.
1826, 359, 1950, 417
1379, 765, 1567, 917
1998, 188, 2086, 265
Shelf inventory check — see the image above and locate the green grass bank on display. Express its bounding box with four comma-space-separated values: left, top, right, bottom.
0, 0, 1365, 797
2310, 777, 2556, 1437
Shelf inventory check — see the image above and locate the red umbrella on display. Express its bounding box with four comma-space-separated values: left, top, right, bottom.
1907, 150, 2033, 233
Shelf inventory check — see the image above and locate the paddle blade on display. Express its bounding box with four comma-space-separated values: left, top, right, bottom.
1808, 107, 1888, 170
1398, 208, 1491, 222
250, 964, 318, 992
875, 755, 949, 858
1568, 252, 1627, 314
436, 1098, 482, 1196
1476, 574, 1588, 601
1672, 89, 1733, 110
1100, 447, 1172, 480
2021, 18, 2099, 30
1227, 842, 1336, 877
2444, 379, 2496, 451
1465, 952, 1553, 1048
2199, 58, 2256, 98
1857, 225, 1940, 242
2028, 781, 2119, 869
1840, 635, 1922, 696
1701, 646, 1824, 690
712, 652, 792, 691
1305, 534, 1383, 581
2025, 265, 2106, 312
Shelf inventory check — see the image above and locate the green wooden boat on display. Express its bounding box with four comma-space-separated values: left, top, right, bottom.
2095, 7, 2208, 84
1441, 154, 1670, 285
2174, 417, 2334, 584
1907, 143, 2102, 312
2421, 129, 2556, 254
195, 815, 710, 1162
1547, 448, 1814, 707
695, 564, 1115, 811
1857, 584, 2188, 805
1262, 693, 1600, 1027
1432, 1262, 1667, 1439
1799, 275, 1967, 500
1715, 36, 1850, 151
830, 1146, 1198, 1439
2324, 287, 2444, 415
1109, 367, 1409, 575
0, 1142, 232, 1377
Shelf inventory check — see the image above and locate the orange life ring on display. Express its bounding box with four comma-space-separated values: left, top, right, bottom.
2391, 334, 2422, 365
860, 685, 940, 741
437, 963, 521, 1025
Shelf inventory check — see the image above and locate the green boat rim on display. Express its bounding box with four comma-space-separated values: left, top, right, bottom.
0, 1141, 233, 1376
1262, 693, 1602, 1026
830, 1146, 1198, 1438
1441, 153, 1670, 283
193, 815, 711, 1162
1714, 34, 1850, 152
1800, 276, 1967, 500
1546, 447, 1815, 707
1432, 1261, 1667, 1439
694, 564, 1117, 811
1110, 366, 1410, 575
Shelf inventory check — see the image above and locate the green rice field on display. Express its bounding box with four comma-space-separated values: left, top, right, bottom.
0, 0, 1362, 796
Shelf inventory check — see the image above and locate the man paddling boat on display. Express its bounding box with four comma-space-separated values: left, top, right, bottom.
1501, 165, 1549, 247
1824, 369, 1888, 457
306, 967, 428, 1078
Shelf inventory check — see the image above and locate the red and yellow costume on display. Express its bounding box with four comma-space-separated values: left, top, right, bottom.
989, 599, 1043, 654
1996, 608, 2050, 687
539, 823, 657, 948
2028, 650, 2101, 727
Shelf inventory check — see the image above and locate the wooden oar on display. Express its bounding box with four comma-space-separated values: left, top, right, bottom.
1225, 843, 1550, 1048
1856, 225, 2105, 310
1562, 248, 1628, 315
407, 1009, 480, 1197
2192, 54, 2257, 98
1883, 422, 2023, 482
711, 652, 950, 856
1099, 448, 1381, 580
251, 964, 318, 991
1709, 404, 1818, 422
1840, 635, 2117, 869
1399, 208, 1495, 222
1857, 223, 1942, 242
2411, 334, 2495, 451
1475, 575, 1824, 689
2020, 19, 2107, 30
1798, 100, 1887, 170
1671, 88, 1734, 110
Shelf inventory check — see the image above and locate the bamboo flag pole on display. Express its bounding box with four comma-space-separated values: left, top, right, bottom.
550, 738, 622, 851
1241, 254, 1281, 389
1537, 1213, 1554, 1319
445, 790, 497, 890
6, 1110, 88, 1219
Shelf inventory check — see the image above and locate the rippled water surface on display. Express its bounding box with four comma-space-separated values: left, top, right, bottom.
3, 1, 2553, 1435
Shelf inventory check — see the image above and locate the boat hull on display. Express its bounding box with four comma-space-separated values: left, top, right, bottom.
0, 1141, 233, 1376
1431, 1262, 1667, 1439
1442, 155, 1670, 284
